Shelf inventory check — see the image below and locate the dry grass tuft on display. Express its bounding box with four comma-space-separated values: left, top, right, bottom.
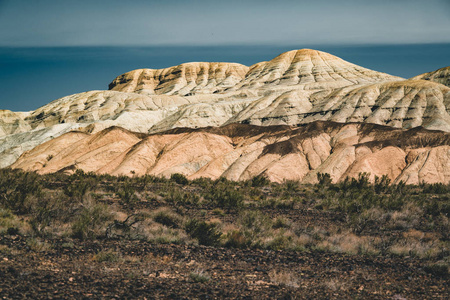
269, 270, 300, 288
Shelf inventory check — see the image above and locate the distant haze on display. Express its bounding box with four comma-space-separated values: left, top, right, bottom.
0, 0, 449, 46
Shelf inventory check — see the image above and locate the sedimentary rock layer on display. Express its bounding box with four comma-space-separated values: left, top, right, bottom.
12, 121, 450, 185
2, 49, 449, 176
108, 62, 249, 95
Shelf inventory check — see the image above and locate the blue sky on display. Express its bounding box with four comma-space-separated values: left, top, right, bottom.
1, 0, 450, 46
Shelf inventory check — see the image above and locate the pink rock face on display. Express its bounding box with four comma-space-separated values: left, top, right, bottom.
343, 146, 407, 182
11, 121, 450, 184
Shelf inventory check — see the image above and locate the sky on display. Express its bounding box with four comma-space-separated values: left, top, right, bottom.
1, 0, 450, 46
0, 0, 449, 111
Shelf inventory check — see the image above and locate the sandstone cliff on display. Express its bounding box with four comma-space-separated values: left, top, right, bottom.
11, 121, 450, 185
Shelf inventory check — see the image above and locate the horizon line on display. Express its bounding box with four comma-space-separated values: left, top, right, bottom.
2, 41, 450, 49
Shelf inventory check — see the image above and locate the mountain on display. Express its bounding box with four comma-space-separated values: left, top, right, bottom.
11, 121, 450, 184
2, 49, 450, 182
411, 66, 450, 87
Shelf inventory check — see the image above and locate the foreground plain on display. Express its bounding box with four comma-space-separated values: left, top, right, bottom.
0, 169, 449, 298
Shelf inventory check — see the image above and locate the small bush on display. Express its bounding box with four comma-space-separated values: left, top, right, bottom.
0, 208, 26, 236
212, 208, 225, 216
423, 183, 449, 194
269, 270, 299, 288
117, 182, 138, 205
272, 217, 291, 229
71, 198, 111, 240
374, 175, 391, 193
251, 175, 270, 187
170, 173, 189, 185
94, 250, 120, 263
153, 208, 182, 229
63, 174, 97, 202
267, 235, 291, 251
224, 230, 250, 248
282, 180, 300, 193
205, 185, 244, 209
238, 210, 272, 236
317, 173, 332, 186
26, 237, 51, 252
189, 269, 211, 283
185, 218, 221, 246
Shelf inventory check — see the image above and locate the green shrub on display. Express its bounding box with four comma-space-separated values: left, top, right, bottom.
117, 182, 138, 205
272, 217, 291, 229
224, 230, 250, 248
282, 180, 300, 193
28, 192, 73, 237
423, 183, 449, 194
191, 177, 213, 189
94, 250, 120, 263
0, 170, 42, 214
185, 218, 221, 246
205, 185, 244, 209
165, 190, 200, 206
71, 199, 111, 240
64, 180, 91, 202
26, 237, 51, 252
267, 235, 291, 251
374, 175, 391, 193
0, 208, 24, 236
212, 208, 225, 216
170, 173, 189, 185
317, 173, 332, 186
238, 210, 272, 236
153, 208, 182, 228
250, 175, 270, 187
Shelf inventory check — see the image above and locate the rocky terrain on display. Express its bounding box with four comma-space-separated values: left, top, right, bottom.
0, 168, 449, 299
1, 236, 448, 299
1, 49, 450, 182
412, 66, 450, 87
10, 121, 450, 184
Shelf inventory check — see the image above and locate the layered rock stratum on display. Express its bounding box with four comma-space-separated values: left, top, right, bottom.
11, 122, 450, 184
2, 49, 450, 182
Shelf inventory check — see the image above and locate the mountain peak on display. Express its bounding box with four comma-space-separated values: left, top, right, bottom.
275, 48, 341, 60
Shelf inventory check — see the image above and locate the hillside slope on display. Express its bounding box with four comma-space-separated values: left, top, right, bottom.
12, 121, 450, 184
2, 49, 450, 173
411, 66, 450, 87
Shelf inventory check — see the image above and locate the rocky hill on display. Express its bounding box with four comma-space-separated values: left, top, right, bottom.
2, 49, 450, 182
411, 66, 450, 87
11, 121, 450, 184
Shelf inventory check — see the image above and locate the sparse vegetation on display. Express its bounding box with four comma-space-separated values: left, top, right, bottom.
0, 168, 448, 257
0, 168, 448, 298
189, 268, 211, 283
269, 270, 300, 288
